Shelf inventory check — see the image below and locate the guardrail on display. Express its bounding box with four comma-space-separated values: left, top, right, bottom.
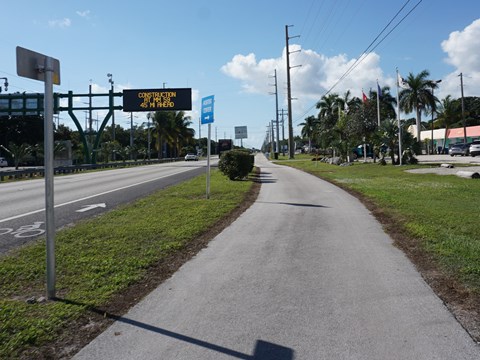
0, 158, 182, 182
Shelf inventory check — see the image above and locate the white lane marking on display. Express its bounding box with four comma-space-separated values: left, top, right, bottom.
0, 168, 194, 223
76, 203, 106, 213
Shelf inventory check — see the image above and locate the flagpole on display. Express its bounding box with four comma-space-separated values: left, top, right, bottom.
376, 80, 381, 127
396, 68, 403, 165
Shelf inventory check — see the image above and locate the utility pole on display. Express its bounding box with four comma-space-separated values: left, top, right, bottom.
270, 69, 280, 158
459, 73, 467, 144
271, 120, 275, 154
279, 109, 287, 155
285, 25, 301, 159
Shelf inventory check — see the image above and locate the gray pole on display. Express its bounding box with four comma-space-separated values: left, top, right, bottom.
206, 123, 211, 199
460, 73, 467, 144
130, 112, 134, 148
89, 82, 93, 132
44, 56, 56, 299
285, 25, 294, 159
146, 113, 151, 160
396, 68, 402, 165
274, 69, 280, 155
431, 88, 434, 155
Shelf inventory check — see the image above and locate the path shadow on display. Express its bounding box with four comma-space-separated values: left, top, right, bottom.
56, 298, 294, 359
258, 201, 329, 208
250, 172, 277, 184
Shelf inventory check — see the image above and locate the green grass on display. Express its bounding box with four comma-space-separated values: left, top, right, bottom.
0, 169, 253, 358
278, 158, 480, 291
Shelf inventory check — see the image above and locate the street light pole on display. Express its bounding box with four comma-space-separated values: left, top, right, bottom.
459, 73, 467, 144
430, 79, 442, 154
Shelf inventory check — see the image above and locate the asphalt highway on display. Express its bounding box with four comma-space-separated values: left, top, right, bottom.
0, 161, 207, 254
73, 154, 479, 360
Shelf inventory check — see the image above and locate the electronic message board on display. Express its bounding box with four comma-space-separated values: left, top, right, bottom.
123, 88, 192, 112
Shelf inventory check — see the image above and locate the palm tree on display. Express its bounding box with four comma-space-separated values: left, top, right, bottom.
436, 95, 461, 152
151, 111, 170, 159
338, 90, 361, 114
378, 119, 399, 165
7, 143, 32, 169
151, 111, 195, 158
399, 70, 439, 143
316, 93, 340, 121
316, 93, 341, 149
168, 111, 195, 157
299, 115, 317, 152
373, 86, 397, 121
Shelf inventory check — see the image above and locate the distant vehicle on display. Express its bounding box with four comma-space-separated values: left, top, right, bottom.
184, 153, 198, 161
448, 143, 469, 157
352, 144, 373, 158
0, 157, 8, 168
469, 140, 480, 157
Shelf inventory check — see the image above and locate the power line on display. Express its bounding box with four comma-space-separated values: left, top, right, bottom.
294, 0, 423, 124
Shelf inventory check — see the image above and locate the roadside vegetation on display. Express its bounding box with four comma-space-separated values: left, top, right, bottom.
263, 70, 480, 160
277, 158, 480, 293
0, 169, 255, 359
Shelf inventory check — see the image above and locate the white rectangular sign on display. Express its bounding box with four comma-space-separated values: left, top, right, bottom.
235, 126, 248, 139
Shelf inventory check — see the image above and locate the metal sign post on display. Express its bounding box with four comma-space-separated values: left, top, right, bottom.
16, 47, 60, 299
201, 95, 215, 199
44, 57, 56, 299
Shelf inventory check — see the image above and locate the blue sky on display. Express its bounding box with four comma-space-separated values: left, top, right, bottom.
2, 0, 480, 148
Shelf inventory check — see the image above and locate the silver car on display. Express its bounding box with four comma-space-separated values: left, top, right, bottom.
448, 143, 469, 156
469, 140, 480, 157
184, 153, 198, 161
0, 157, 8, 167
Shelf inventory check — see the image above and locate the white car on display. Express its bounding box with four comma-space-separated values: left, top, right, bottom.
0, 157, 8, 168
469, 140, 480, 157
184, 153, 198, 161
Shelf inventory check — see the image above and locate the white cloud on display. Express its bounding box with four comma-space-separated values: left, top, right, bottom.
440, 18, 480, 98
221, 45, 385, 117
48, 18, 71, 28
76, 10, 91, 18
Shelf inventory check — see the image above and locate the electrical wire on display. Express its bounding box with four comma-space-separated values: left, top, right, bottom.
294, 0, 423, 124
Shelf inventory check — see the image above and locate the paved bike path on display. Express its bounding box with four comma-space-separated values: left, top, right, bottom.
73, 154, 479, 359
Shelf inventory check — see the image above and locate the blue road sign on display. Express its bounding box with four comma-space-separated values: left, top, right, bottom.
201, 95, 214, 124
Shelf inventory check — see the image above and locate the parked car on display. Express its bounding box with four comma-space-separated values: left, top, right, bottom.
448, 143, 470, 157
469, 140, 480, 157
0, 157, 8, 167
184, 153, 198, 161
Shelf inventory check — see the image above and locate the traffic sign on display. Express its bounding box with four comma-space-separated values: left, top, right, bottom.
235, 126, 248, 139
201, 95, 214, 124
123, 88, 192, 112
16, 46, 60, 85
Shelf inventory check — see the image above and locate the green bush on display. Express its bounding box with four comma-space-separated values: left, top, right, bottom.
218, 150, 254, 180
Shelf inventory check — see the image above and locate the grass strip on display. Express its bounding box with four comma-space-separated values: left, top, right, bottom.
0, 169, 253, 358
277, 158, 480, 292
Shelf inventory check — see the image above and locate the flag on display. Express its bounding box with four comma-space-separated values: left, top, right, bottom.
397, 72, 410, 89
362, 91, 368, 103
377, 82, 382, 97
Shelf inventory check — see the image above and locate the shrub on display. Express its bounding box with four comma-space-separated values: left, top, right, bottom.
402, 148, 418, 165
218, 150, 254, 180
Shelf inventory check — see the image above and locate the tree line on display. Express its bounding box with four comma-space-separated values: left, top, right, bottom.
298, 69, 480, 164
0, 110, 209, 167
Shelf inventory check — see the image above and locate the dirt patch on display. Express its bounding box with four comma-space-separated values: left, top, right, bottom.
22, 170, 261, 360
